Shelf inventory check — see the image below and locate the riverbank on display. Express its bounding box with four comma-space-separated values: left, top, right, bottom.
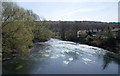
89, 39, 120, 54
66, 38, 120, 54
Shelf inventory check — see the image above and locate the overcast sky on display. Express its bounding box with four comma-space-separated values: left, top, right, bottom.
17, 1, 119, 22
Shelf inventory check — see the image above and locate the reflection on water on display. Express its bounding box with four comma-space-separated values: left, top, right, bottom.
102, 52, 120, 70
3, 38, 120, 74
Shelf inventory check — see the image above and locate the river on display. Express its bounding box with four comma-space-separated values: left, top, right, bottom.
2, 38, 120, 74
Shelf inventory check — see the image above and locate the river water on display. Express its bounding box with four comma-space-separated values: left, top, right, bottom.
2, 38, 120, 74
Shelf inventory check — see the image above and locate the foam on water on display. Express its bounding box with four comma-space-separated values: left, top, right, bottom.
45, 38, 107, 55
44, 38, 110, 65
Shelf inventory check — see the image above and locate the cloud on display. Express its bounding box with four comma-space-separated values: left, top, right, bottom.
64, 8, 95, 16
62, 6, 106, 17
